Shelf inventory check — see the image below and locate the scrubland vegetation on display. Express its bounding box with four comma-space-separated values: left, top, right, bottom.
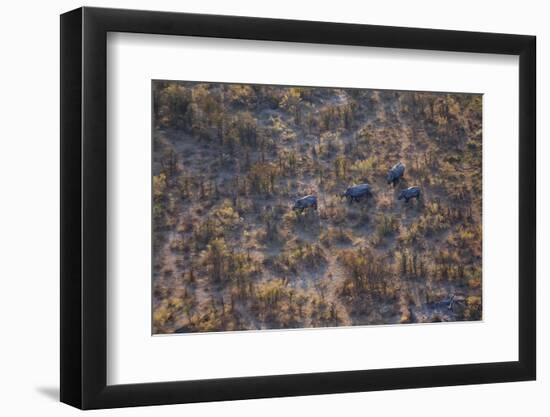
152, 80, 482, 334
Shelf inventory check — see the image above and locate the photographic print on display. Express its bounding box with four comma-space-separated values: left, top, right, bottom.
152, 80, 482, 334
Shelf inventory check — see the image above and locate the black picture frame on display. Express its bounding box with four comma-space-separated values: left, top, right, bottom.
60, 6, 536, 410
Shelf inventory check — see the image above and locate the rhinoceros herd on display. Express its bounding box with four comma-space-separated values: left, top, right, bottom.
292, 161, 421, 213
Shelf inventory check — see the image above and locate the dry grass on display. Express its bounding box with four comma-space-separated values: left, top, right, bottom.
152, 81, 483, 333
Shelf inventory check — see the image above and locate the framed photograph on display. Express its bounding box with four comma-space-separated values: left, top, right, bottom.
60, 7, 536, 409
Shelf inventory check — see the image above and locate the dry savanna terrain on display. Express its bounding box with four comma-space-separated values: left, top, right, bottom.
152, 80, 482, 334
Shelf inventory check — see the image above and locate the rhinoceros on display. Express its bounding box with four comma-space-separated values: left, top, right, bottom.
341, 183, 372, 204
292, 195, 318, 213
398, 186, 421, 202
387, 162, 405, 186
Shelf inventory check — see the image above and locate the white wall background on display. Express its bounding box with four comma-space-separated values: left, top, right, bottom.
0, 0, 545, 415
